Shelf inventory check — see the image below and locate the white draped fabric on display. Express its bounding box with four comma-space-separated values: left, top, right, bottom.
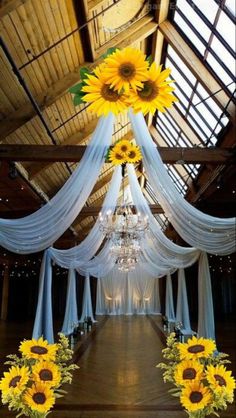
61, 269, 78, 335
198, 252, 215, 339
165, 273, 175, 321
176, 269, 191, 331
79, 274, 95, 323
0, 114, 114, 254
129, 111, 236, 255
96, 267, 161, 315
32, 251, 54, 343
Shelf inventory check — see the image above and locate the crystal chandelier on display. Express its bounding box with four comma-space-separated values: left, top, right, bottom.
99, 164, 148, 271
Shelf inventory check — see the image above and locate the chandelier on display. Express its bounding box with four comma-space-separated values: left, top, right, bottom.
98, 164, 148, 271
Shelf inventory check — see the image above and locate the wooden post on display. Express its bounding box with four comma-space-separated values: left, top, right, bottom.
1, 263, 9, 320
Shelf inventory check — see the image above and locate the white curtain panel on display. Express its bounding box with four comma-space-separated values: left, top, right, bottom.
32, 251, 54, 343
198, 252, 215, 340
176, 268, 191, 331
61, 269, 79, 336
129, 111, 236, 255
79, 274, 95, 323
96, 267, 161, 315
0, 114, 114, 253
165, 273, 176, 321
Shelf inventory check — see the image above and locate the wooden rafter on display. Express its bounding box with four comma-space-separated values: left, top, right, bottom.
0, 0, 27, 18
0, 15, 157, 142
26, 118, 98, 178
0, 144, 234, 164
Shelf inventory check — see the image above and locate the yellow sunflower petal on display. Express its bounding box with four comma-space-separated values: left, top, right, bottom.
0, 365, 30, 396
180, 381, 212, 412
19, 337, 58, 361
177, 336, 216, 360
24, 382, 55, 413
31, 361, 61, 388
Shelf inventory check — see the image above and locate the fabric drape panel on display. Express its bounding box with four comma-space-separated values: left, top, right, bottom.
129, 111, 236, 255
47, 166, 122, 270
176, 269, 191, 331
198, 253, 215, 340
61, 269, 78, 335
79, 274, 95, 323
32, 251, 54, 343
0, 114, 114, 253
96, 268, 161, 315
165, 274, 175, 321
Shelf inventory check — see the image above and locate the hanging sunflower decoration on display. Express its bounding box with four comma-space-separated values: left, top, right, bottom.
0, 334, 78, 418
106, 138, 142, 166
126, 62, 178, 115
69, 47, 177, 117
157, 333, 235, 418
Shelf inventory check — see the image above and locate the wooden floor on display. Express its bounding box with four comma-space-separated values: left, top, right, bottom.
0, 316, 235, 418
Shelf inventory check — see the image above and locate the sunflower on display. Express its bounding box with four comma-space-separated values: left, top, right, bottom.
81, 64, 127, 116
180, 381, 212, 412
127, 62, 178, 115
206, 364, 235, 398
31, 361, 61, 388
103, 47, 149, 93
174, 359, 204, 386
0, 365, 29, 396
19, 337, 58, 362
24, 382, 55, 413
177, 336, 216, 360
114, 139, 133, 156
126, 145, 142, 163
109, 148, 127, 165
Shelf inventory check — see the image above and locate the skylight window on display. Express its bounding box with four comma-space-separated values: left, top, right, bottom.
172, 0, 236, 94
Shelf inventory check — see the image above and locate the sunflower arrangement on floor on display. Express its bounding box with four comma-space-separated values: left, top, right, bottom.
157, 333, 235, 418
106, 138, 142, 166
69, 46, 178, 116
0, 334, 78, 418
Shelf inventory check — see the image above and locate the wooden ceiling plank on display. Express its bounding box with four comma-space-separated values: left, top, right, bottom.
159, 20, 235, 120
0, 15, 156, 142
0, 144, 234, 164
95, 16, 157, 58
0, 0, 27, 18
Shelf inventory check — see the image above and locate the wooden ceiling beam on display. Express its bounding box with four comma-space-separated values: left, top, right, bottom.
0, 15, 157, 142
159, 20, 235, 120
0, 144, 234, 164
28, 129, 133, 179
26, 118, 98, 178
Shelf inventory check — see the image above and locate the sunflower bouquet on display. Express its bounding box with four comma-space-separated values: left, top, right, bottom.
69, 46, 178, 116
0, 334, 78, 418
157, 333, 235, 418
106, 138, 142, 166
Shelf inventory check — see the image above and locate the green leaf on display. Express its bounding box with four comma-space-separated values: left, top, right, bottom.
102, 47, 119, 59
73, 94, 84, 106
68, 83, 83, 94
80, 67, 90, 81
146, 55, 153, 66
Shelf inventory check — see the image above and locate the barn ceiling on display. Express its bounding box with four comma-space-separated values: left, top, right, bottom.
0, 0, 235, 249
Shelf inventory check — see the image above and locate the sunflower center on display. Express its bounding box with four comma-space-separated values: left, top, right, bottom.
120, 145, 129, 153
183, 368, 197, 380
188, 344, 204, 354
33, 392, 46, 405
214, 374, 226, 386
101, 85, 120, 102
39, 369, 53, 381
138, 81, 159, 102
190, 391, 203, 404
115, 152, 125, 160
118, 62, 136, 80
31, 345, 48, 355
128, 150, 136, 159
9, 376, 21, 388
